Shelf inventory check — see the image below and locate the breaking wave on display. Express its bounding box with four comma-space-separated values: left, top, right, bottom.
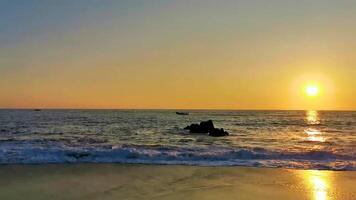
0, 141, 355, 171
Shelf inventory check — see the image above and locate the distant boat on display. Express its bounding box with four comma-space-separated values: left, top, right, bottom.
33, 109, 42, 111
176, 112, 189, 115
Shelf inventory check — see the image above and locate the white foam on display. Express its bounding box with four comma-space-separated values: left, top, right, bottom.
0, 141, 355, 171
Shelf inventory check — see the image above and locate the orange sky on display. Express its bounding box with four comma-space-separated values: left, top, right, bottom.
0, 1, 355, 110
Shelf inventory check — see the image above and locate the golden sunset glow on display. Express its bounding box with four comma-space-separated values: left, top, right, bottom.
306, 85, 319, 97
0, 1, 355, 110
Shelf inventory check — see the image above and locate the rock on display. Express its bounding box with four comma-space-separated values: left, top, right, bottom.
184, 120, 214, 133
184, 120, 229, 137
184, 123, 202, 133
209, 128, 229, 137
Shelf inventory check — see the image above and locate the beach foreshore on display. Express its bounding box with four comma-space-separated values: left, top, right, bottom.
0, 164, 355, 200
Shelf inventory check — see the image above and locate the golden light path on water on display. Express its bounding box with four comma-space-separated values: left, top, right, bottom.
301, 111, 332, 200
305, 128, 325, 142
306, 110, 320, 125
305, 110, 325, 142
299, 170, 332, 200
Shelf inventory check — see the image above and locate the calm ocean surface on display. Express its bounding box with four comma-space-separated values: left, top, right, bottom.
0, 110, 355, 170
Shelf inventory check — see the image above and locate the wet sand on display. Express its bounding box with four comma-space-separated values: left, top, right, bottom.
0, 164, 355, 200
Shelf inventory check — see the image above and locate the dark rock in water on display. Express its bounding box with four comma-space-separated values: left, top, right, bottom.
184, 120, 214, 133
209, 128, 229, 137
33, 109, 41, 111
184, 120, 229, 137
200, 120, 215, 131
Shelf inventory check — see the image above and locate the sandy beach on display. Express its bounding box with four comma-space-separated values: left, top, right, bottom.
0, 164, 355, 200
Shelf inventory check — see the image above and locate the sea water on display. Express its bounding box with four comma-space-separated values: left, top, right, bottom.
0, 110, 355, 170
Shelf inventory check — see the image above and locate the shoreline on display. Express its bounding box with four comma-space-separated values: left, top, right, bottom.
0, 164, 355, 200
0, 163, 355, 171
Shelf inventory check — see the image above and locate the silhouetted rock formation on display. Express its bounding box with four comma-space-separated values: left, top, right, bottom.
209, 128, 229, 137
184, 120, 229, 137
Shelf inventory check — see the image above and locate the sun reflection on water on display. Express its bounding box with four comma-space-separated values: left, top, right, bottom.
306, 110, 320, 125
300, 170, 331, 200
305, 111, 325, 142
305, 128, 325, 142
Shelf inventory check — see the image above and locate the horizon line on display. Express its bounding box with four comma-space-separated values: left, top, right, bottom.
0, 108, 355, 112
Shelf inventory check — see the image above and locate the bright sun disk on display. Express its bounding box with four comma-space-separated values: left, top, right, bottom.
305, 85, 319, 97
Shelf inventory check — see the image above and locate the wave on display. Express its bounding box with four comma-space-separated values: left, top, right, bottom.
0, 141, 355, 171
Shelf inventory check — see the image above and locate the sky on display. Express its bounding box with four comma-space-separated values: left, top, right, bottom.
0, 0, 355, 110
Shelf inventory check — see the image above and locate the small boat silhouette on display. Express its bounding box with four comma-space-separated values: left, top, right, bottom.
176, 112, 189, 115
34, 109, 42, 111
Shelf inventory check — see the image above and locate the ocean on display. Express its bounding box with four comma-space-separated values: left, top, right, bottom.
0, 110, 355, 170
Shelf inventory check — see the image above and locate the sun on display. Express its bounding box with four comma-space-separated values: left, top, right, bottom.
305, 85, 319, 97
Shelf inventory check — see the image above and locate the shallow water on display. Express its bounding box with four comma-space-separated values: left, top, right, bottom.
0, 110, 355, 170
